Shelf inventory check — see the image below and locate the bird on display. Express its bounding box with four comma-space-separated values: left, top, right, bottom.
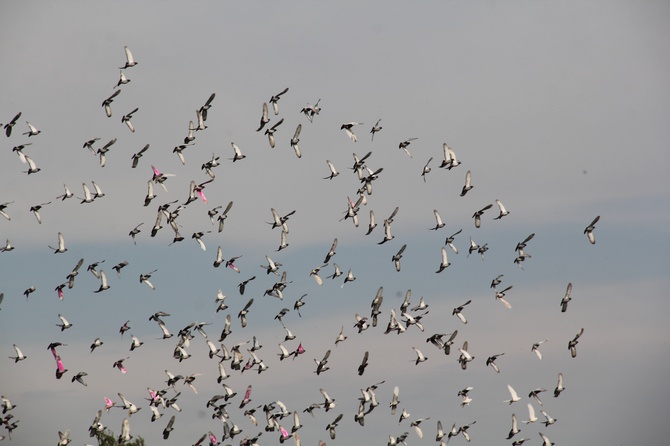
504, 384, 521, 404
265, 118, 284, 148
29, 202, 51, 224
389, 386, 400, 415
430, 209, 446, 230
584, 215, 600, 244
0, 201, 13, 220
341, 122, 363, 142
0, 239, 13, 253
568, 328, 584, 358
140, 269, 158, 290
460, 170, 473, 196
523, 403, 538, 424
392, 244, 407, 272
532, 339, 548, 359
398, 138, 417, 158
3, 111, 21, 136
72, 371, 88, 386
554, 372, 565, 397
560, 282, 573, 312
493, 199, 509, 219
120, 46, 138, 69
269, 87, 289, 115
49, 232, 67, 253
539, 432, 554, 446
370, 119, 382, 141
515, 233, 535, 251
131, 144, 150, 168
90, 338, 104, 353
435, 245, 452, 273
485, 353, 504, 373
114, 70, 130, 88
357, 351, 369, 375
412, 347, 428, 365
323, 159, 339, 180
9, 344, 27, 362
421, 157, 433, 182
102, 89, 121, 117
24, 155, 41, 174
113, 261, 129, 277
56, 314, 73, 331
472, 204, 493, 228
540, 411, 557, 427
445, 229, 462, 253
452, 300, 471, 324
495, 285, 513, 309
94, 270, 110, 293
300, 98, 321, 122
96, 138, 117, 167
121, 108, 139, 132
56, 184, 74, 201
439, 143, 461, 169
507, 413, 520, 439
256, 103, 270, 132
22, 121, 41, 137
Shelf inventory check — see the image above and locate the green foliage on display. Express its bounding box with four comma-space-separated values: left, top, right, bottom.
95, 428, 145, 446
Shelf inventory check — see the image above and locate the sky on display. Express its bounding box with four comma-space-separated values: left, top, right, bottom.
1, 1, 669, 445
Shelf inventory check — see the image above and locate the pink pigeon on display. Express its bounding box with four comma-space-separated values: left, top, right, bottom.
55, 284, 65, 300
104, 397, 116, 412
113, 357, 129, 374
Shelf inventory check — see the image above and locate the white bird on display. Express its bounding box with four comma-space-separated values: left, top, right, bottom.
9, 344, 27, 362
120, 46, 138, 69
412, 347, 428, 365
114, 70, 130, 88
269, 87, 289, 115
553, 372, 565, 397
22, 121, 41, 137
341, 122, 363, 142
504, 384, 521, 404
92, 181, 105, 199
506, 413, 520, 439
460, 170, 473, 196
430, 209, 445, 230
523, 403, 538, 424
540, 410, 557, 427
57, 314, 73, 331
436, 247, 451, 273
80, 183, 94, 204
49, 232, 67, 254
323, 160, 339, 179
439, 143, 461, 169
493, 199, 509, 219
95, 270, 110, 293
584, 215, 600, 244
300, 98, 321, 122
532, 340, 548, 359
118, 418, 132, 443
230, 142, 246, 162
539, 432, 554, 446
24, 155, 41, 174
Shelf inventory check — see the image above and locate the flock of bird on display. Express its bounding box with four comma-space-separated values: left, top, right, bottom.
1, 46, 601, 446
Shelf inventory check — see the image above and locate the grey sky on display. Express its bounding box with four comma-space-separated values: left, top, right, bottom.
1, 1, 669, 445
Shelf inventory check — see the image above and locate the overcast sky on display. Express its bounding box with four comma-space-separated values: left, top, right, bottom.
1, 1, 669, 445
